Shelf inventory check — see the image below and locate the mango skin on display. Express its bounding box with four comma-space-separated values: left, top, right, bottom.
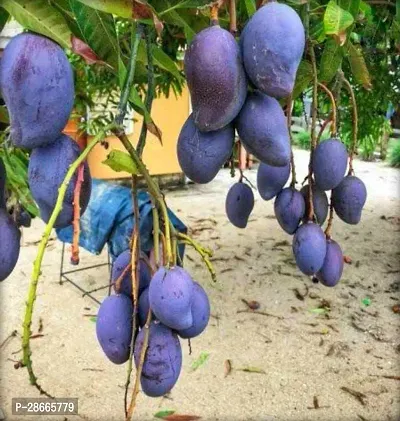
177, 114, 234, 184
257, 162, 290, 201
236, 92, 291, 167
225, 182, 254, 228
184, 25, 247, 131
0, 33, 74, 149
111, 250, 151, 298
178, 282, 210, 339
332, 175, 367, 225
0, 209, 20, 282
240, 3, 305, 98
134, 322, 182, 397
28, 134, 91, 228
96, 295, 133, 365
316, 239, 343, 287
300, 184, 329, 226
292, 222, 327, 276
149, 266, 194, 330
138, 288, 151, 328
312, 139, 348, 191
274, 187, 305, 234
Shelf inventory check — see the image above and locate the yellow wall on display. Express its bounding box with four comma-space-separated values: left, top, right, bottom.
87, 86, 190, 179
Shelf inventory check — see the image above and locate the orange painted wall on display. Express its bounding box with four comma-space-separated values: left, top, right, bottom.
87, 86, 190, 179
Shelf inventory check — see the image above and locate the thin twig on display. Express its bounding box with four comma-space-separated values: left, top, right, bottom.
317, 114, 332, 143
307, 42, 318, 221
70, 164, 85, 265
317, 83, 337, 137
21, 125, 115, 398
287, 94, 297, 187
126, 309, 152, 420
341, 77, 358, 175
324, 192, 334, 238
229, 0, 237, 35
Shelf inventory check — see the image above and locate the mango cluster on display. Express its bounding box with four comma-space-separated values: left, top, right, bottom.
0, 32, 93, 281
96, 251, 210, 397
177, 2, 305, 228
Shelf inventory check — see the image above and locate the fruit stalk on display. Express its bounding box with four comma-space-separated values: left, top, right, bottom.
307, 42, 318, 221
341, 77, 358, 175
317, 83, 337, 137
116, 24, 143, 127
21, 125, 114, 396
210, 3, 219, 25
287, 95, 297, 188
229, 0, 237, 35
137, 26, 155, 157
324, 192, 335, 239
70, 164, 85, 265
151, 197, 160, 266
126, 308, 152, 421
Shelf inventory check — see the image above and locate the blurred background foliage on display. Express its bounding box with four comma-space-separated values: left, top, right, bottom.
0, 0, 399, 209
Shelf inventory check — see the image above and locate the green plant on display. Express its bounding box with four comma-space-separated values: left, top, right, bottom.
388, 139, 400, 167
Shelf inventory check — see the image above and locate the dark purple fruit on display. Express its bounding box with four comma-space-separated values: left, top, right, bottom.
178, 282, 210, 339
15, 209, 32, 228
177, 114, 234, 184
332, 175, 367, 225
225, 182, 254, 228
312, 139, 348, 191
257, 162, 290, 201
0, 33, 74, 149
0, 209, 20, 281
0, 157, 5, 209
236, 92, 291, 167
28, 134, 91, 228
96, 295, 133, 364
184, 26, 247, 131
134, 321, 182, 397
111, 250, 151, 298
292, 222, 327, 275
316, 239, 343, 287
138, 287, 151, 328
274, 187, 305, 234
300, 184, 329, 226
240, 3, 305, 98
149, 266, 194, 330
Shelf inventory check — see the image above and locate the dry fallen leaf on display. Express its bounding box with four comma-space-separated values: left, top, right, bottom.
224, 359, 232, 377
343, 255, 352, 264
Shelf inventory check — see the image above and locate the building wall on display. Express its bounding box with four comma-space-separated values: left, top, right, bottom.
86, 86, 190, 179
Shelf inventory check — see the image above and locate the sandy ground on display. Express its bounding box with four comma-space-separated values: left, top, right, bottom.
0, 148, 399, 421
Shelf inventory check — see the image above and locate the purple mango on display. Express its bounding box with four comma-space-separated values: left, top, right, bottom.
240, 3, 305, 98
138, 287, 151, 328
134, 322, 182, 397
312, 139, 348, 191
178, 282, 210, 339
149, 266, 194, 330
332, 175, 367, 225
236, 92, 291, 167
274, 187, 305, 234
316, 239, 344, 287
257, 162, 290, 201
225, 182, 254, 228
177, 114, 234, 184
300, 184, 329, 226
0, 209, 20, 282
96, 295, 133, 364
184, 26, 247, 131
0, 33, 74, 149
292, 222, 327, 275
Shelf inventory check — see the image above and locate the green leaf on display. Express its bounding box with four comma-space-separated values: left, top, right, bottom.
154, 410, 176, 419
309, 308, 328, 314
310, 21, 326, 43
102, 150, 138, 174
0, 0, 73, 49
319, 38, 343, 83
191, 352, 209, 371
0, 7, 9, 33
291, 60, 313, 101
346, 41, 372, 90
324, 1, 354, 37
359, 1, 372, 19
0, 106, 9, 124
362, 297, 371, 307
152, 45, 183, 82
74, 0, 131, 19
69, 0, 119, 69
339, 0, 360, 18
397, 0, 400, 23
89, 316, 97, 322
244, 0, 256, 18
